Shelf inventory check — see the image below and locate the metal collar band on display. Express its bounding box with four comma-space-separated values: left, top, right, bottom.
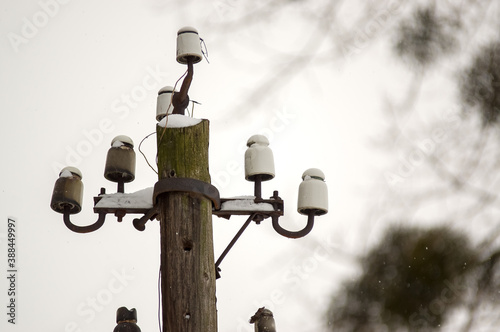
153, 177, 221, 209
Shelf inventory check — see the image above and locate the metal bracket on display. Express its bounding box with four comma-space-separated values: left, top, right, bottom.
86, 178, 220, 233
132, 177, 221, 231
213, 191, 284, 278
213, 190, 283, 221
132, 206, 159, 231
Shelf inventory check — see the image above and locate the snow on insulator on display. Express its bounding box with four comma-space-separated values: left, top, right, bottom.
111, 135, 134, 148
59, 166, 82, 179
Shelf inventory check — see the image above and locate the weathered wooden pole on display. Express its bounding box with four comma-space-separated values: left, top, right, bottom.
156, 119, 217, 331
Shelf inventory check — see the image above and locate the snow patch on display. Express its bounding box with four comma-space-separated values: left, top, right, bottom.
158, 114, 202, 128
112, 140, 124, 148
220, 197, 274, 212
94, 187, 154, 209
59, 169, 74, 178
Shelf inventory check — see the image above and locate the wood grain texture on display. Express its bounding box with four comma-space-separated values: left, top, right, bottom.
156, 119, 217, 332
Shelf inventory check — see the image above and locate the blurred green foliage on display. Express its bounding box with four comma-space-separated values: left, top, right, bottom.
326, 226, 478, 331
393, 6, 459, 68
460, 41, 500, 126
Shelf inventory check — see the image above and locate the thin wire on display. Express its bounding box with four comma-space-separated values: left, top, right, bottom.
158, 68, 189, 144
200, 37, 209, 63
138, 131, 158, 175
191, 100, 201, 118
158, 264, 162, 332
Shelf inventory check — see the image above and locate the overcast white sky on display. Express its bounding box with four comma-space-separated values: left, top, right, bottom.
0, 1, 427, 331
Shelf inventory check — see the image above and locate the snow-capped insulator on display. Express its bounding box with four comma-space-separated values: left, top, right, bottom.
250, 307, 276, 332
113, 307, 141, 332
245, 135, 275, 181
50, 166, 84, 214
297, 168, 328, 216
104, 135, 136, 183
176, 26, 203, 64
156, 86, 174, 121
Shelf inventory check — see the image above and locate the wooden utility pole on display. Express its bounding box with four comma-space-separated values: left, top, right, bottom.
156, 119, 217, 331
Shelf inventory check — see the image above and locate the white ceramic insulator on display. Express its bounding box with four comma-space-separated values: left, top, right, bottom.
244, 135, 275, 181
176, 26, 203, 64
156, 86, 174, 121
297, 168, 328, 215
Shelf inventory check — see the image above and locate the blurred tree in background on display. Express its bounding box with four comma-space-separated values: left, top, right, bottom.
325, 0, 500, 331
327, 226, 478, 331
191, 0, 500, 330
460, 41, 500, 126
394, 5, 459, 69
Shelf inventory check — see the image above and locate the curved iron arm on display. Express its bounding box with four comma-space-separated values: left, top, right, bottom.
271, 210, 315, 239
63, 205, 107, 233
172, 58, 194, 115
